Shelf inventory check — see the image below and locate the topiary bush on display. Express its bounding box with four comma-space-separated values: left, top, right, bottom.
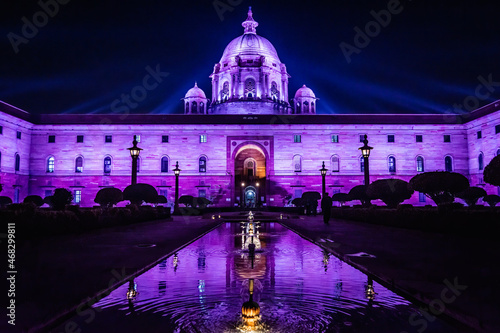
95, 187, 123, 208
123, 183, 158, 206
483, 194, 500, 207
348, 185, 371, 207
331, 193, 351, 206
366, 179, 414, 208
484, 155, 500, 186
52, 188, 73, 210
0, 196, 13, 208
409, 171, 469, 206
456, 186, 487, 207
179, 195, 196, 207
23, 195, 44, 207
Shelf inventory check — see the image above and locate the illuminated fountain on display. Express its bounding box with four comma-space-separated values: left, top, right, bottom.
240, 279, 261, 330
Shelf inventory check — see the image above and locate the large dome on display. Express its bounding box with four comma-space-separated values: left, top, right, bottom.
219, 8, 281, 65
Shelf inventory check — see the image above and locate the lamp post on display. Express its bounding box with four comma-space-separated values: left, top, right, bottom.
320, 161, 328, 197
173, 161, 181, 214
241, 182, 245, 208
127, 135, 142, 185
255, 182, 259, 207
358, 134, 373, 186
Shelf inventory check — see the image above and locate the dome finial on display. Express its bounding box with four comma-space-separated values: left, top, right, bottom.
242, 7, 259, 34
194, 81, 198, 87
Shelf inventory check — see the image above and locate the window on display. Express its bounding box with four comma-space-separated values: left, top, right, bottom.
185, 102, 189, 113
293, 155, 302, 172
198, 189, 206, 198
192, 101, 197, 113
388, 156, 396, 173
331, 155, 340, 172
162, 135, 169, 143
200, 134, 207, 143
416, 135, 423, 143
303, 101, 309, 113
74, 190, 81, 204
359, 134, 366, 143
497, 149, 500, 156
161, 156, 169, 173
416, 156, 424, 172
104, 156, 112, 173
311, 102, 315, 113
159, 189, 168, 198
136, 157, 140, 173
75, 156, 83, 173
105, 135, 112, 143
199, 156, 207, 173
445, 156, 453, 172
44, 190, 52, 198
15, 154, 20, 171
478, 153, 484, 171
496, 125, 500, 134
244, 78, 256, 98
0, 151, 1, 170
48, 135, 55, 143
294, 134, 301, 143
419, 192, 426, 203
477, 131, 482, 139
14, 188, 19, 204
47, 156, 55, 173
294, 189, 303, 199
444, 135, 451, 143
331, 135, 339, 143
360, 156, 365, 172
387, 135, 395, 143
77, 135, 84, 143
0, 126, 3, 134
17, 131, 21, 139
134, 135, 141, 142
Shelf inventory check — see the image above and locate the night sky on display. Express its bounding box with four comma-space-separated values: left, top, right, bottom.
0, 0, 499, 115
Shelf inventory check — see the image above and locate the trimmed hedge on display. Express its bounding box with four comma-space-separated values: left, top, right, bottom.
0, 204, 171, 240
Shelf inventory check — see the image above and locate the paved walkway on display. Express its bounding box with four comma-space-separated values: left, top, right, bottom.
281, 215, 499, 332
5, 212, 498, 332
7, 216, 221, 333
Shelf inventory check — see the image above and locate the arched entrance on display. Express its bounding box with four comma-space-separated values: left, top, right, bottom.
234, 144, 267, 207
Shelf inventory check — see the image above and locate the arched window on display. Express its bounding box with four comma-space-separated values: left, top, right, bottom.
185, 102, 189, 113
245, 78, 255, 98
388, 156, 396, 173
104, 156, 112, 174
445, 156, 453, 172
192, 101, 197, 114
222, 81, 229, 101
296, 103, 301, 114
161, 156, 169, 173
478, 153, 484, 171
199, 156, 207, 173
497, 149, 500, 156
303, 101, 309, 113
200, 102, 204, 113
311, 102, 315, 113
293, 155, 302, 172
15, 153, 20, 171
416, 156, 424, 172
47, 156, 55, 173
331, 155, 339, 172
75, 156, 83, 173
360, 156, 365, 172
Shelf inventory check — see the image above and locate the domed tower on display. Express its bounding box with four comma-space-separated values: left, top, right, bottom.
182, 82, 208, 114
209, 8, 291, 114
294, 85, 318, 114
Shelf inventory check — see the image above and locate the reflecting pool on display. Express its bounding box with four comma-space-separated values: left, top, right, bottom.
57, 222, 459, 332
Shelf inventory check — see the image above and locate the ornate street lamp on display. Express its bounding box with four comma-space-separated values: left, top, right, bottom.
358, 135, 373, 186
127, 135, 142, 185
173, 161, 181, 214
320, 161, 328, 196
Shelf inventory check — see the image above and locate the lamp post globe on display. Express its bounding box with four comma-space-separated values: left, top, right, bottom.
127, 135, 142, 185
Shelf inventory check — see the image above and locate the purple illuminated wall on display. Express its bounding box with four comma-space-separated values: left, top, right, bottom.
1, 101, 499, 207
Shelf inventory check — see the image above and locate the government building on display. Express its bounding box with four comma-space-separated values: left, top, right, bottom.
1, 9, 499, 207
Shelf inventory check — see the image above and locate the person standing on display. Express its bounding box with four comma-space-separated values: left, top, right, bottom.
321, 193, 333, 224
